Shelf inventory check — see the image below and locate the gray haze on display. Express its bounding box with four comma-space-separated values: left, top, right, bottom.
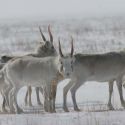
0, 0, 125, 19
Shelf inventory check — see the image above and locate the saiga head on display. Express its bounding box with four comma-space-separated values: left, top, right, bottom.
58, 37, 75, 77
36, 25, 57, 56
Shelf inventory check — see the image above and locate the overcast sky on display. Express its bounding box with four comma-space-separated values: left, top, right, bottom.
0, 0, 125, 19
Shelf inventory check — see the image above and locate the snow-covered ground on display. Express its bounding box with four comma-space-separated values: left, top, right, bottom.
0, 17, 125, 125
0, 111, 125, 125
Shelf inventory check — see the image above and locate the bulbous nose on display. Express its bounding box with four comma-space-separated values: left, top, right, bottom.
66, 73, 70, 76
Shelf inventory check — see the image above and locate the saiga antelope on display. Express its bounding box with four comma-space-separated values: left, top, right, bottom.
59, 38, 125, 112
0, 40, 74, 113
1, 25, 57, 108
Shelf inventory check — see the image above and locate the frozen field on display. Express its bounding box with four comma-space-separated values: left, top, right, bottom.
0, 111, 125, 125
0, 17, 125, 124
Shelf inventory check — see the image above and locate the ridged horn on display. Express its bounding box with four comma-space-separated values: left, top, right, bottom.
71, 36, 74, 57
58, 38, 64, 57
48, 25, 53, 42
39, 26, 46, 42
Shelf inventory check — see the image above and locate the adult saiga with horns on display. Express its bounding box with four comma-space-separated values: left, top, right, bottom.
0, 25, 58, 111
59, 38, 125, 112
0, 38, 73, 113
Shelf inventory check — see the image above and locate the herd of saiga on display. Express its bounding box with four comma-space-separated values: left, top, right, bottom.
0, 25, 125, 113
